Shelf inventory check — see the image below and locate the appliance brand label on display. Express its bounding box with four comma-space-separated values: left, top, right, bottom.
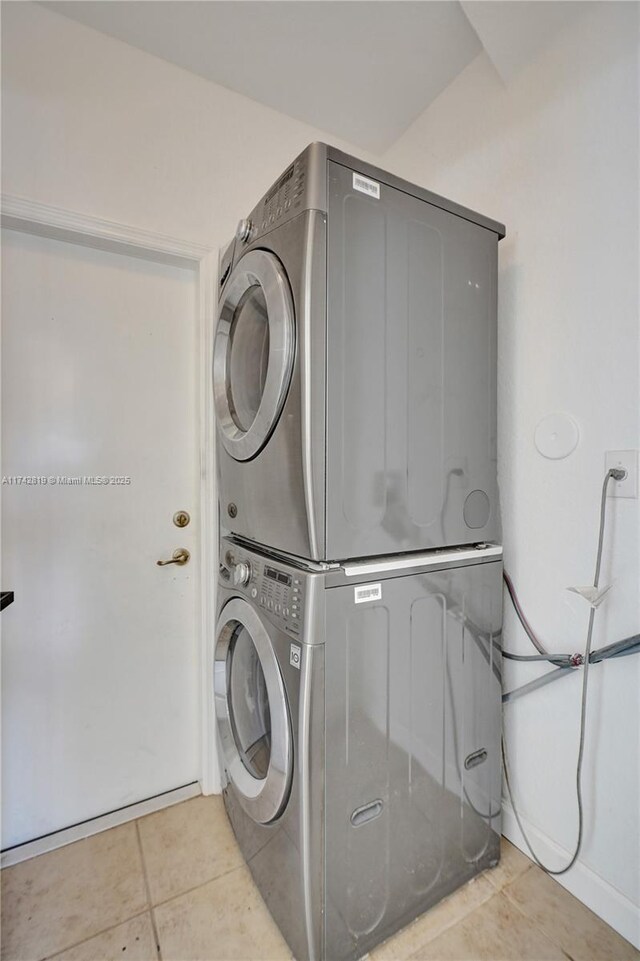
354, 583, 382, 604
353, 173, 380, 200
289, 643, 301, 670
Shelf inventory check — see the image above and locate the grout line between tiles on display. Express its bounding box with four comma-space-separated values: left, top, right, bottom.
500, 882, 573, 958
404, 896, 498, 961
135, 819, 163, 961
404, 884, 562, 961
485, 860, 535, 891
378, 877, 496, 961
560, 950, 577, 961
42, 909, 151, 961
150, 860, 247, 911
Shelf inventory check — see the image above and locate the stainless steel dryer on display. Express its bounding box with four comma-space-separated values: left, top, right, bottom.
214, 143, 505, 562
215, 536, 503, 961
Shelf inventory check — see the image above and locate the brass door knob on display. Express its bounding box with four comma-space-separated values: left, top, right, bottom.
157, 548, 190, 567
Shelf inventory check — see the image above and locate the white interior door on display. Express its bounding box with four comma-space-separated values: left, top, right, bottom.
1, 228, 200, 849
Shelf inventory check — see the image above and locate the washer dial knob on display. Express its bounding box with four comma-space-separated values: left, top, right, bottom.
236, 218, 253, 243
232, 561, 251, 587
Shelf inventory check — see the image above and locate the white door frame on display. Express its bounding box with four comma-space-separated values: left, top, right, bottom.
1, 194, 220, 806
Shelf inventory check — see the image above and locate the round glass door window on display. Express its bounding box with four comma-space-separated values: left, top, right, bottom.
227, 285, 270, 434
227, 623, 271, 779
214, 249, 295, 461
214, 598, 292, 823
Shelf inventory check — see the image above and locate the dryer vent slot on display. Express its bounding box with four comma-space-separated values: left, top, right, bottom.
350, 799, 384, 827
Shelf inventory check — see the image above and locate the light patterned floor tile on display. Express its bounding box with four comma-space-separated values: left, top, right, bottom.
484, 837, 534, 891
409, 891, 566, 960
371, 876, 495, 961
46, 913, 157, 961
4, 808, 637, 961
154, 863, 293, 961
1, 822, 147, 961
504, 865, 640, 961
137, 794, 243, 905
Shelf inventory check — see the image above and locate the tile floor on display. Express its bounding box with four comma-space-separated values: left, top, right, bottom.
2, 795, 638, 961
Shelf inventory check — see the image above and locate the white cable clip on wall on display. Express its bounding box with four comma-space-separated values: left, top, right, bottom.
566, 584, 612, 608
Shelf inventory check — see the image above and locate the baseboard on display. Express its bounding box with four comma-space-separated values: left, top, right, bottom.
502, 802, 640, 949
1, 782, 202, 868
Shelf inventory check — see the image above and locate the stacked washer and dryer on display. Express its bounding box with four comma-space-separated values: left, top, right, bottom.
213, 143, 505, 961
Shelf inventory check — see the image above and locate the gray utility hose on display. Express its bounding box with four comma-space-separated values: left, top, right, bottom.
502, 468, 619, 876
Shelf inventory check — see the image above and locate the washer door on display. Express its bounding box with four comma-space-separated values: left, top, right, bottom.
213, 249, 295, 462
214, 597, 292, 823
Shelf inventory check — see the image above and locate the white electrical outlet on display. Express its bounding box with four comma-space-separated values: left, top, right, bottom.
605, 450, 638, 497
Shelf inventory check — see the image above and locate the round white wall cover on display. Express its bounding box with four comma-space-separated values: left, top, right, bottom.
534, 412, 579, 459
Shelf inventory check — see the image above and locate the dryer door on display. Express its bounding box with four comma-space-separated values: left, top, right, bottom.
214, 249, 295, 461
214, 597, 292, 823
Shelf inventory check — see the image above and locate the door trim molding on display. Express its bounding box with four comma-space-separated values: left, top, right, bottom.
1, 194, 210, 267
198, 246, 220, 795
1, 194, 220, 803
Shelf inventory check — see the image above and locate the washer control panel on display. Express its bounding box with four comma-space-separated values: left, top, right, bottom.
259, 564, 304, 635
240, 156, 307, 244
222, 548, 304, 636
258, 160, 306, 236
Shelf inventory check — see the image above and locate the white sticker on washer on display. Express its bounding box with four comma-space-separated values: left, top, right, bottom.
354, 583, 382, 604
289, 643, 301, 670
353, 172, 380, 200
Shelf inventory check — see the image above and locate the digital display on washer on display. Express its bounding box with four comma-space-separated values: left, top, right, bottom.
265, 566, 291, 586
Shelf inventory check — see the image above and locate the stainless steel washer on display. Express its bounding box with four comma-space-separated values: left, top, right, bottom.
215, 536, 503, 961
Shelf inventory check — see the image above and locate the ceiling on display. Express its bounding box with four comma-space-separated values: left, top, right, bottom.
460, 1, 589, 85
43, 1, 589, 153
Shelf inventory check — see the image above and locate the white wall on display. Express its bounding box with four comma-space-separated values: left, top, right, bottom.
3, 0, 639, 945
385, 2, 639, 944
1, 2, 377, 250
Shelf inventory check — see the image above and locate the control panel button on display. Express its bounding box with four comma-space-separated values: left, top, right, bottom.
251, 587, 257, 598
